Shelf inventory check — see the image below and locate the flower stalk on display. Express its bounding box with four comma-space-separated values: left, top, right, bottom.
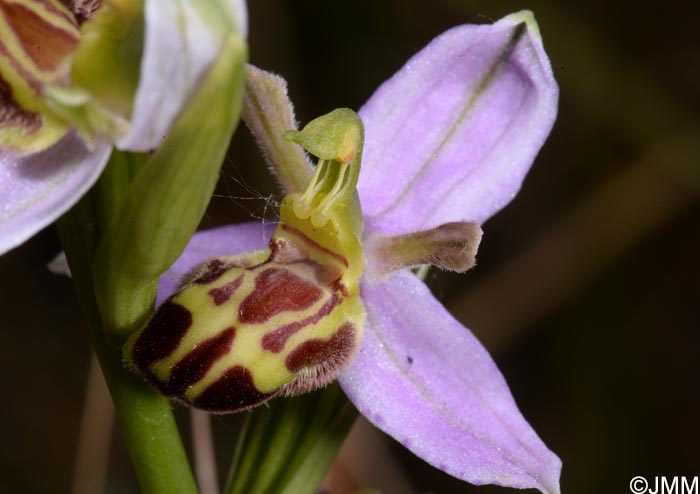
57, 164, 198, 494
50, 3, 247, 491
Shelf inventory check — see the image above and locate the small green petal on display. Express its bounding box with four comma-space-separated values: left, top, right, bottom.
243, 64, 314, 195
70, 0, 144, 118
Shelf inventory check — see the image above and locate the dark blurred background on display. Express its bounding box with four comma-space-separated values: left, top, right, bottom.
1, 0, 698, 493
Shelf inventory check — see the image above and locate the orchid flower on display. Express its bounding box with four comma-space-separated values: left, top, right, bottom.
0, 0, 247, 255
132, 11, 562, 494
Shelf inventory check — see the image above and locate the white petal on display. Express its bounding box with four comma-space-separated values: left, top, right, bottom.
118, 0, 247, 150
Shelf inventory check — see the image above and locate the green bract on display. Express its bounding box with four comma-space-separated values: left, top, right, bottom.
93, 34, 247, 342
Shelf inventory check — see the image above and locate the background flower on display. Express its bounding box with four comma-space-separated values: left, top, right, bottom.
0, 0, 247, 254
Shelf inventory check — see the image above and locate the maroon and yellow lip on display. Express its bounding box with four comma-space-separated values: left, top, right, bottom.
125, 109, 367, 412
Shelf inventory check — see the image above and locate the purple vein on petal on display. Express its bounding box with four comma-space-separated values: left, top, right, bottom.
368, 23, 528, 222
423, 96, 529, 222
357, 13, 558, 236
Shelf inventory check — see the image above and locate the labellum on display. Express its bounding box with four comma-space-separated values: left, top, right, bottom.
124, 109, 366, 412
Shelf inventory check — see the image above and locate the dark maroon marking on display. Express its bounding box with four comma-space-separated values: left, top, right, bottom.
261, 294, 340, 353
58, 0, 101, 23
192, 365, 274, 412
193, 259, 229, 285
132, 301, 192, 369
292, 258, 343, 287
162, 327, 236, 396
207, 275, 244, 305
0, 74, 40, 131
42, 0, 79, 24
285, 323, 356, 372
238, 268, 322, 324
270, 237, 342, 286
278, 224, 348, 267
268, 237, 302, 264
331, 279, 349, 297
1, 2, 79, 72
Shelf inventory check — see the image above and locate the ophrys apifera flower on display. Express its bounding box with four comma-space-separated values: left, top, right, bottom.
127, 11, 561, 494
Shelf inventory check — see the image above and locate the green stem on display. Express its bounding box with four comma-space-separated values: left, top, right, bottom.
58, 164, 197, 494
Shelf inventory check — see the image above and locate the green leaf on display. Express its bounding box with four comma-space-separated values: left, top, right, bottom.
225, 384, 357, 494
